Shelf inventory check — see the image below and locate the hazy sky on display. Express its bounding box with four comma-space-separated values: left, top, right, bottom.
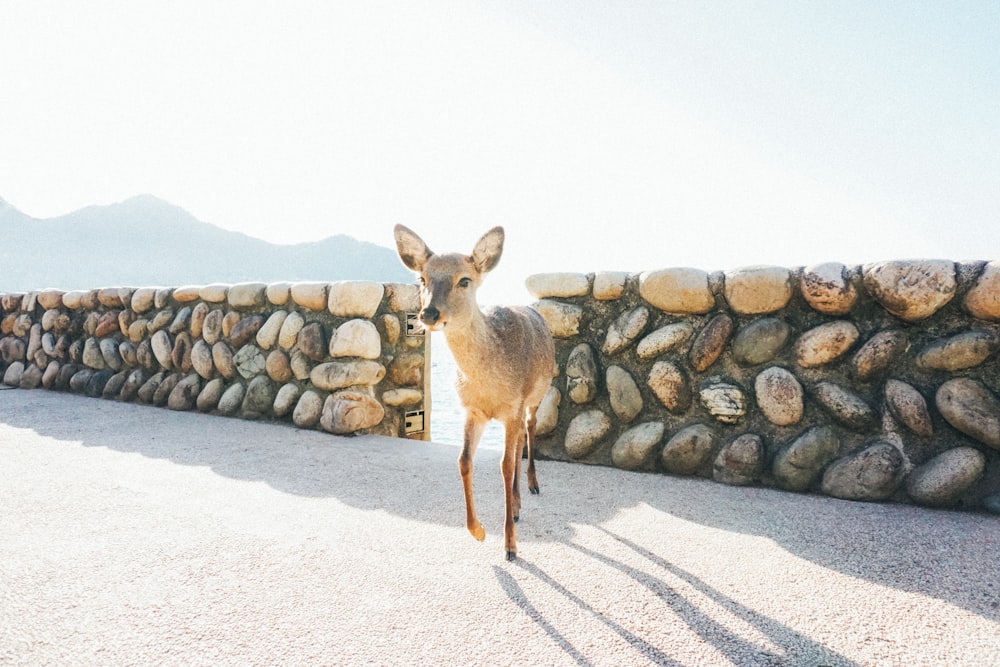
2, 1, 998, 304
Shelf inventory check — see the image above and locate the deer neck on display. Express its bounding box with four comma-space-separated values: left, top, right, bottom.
441, 308, 494, 375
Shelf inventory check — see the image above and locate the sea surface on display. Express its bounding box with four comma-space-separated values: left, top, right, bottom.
427, 334, 506, 451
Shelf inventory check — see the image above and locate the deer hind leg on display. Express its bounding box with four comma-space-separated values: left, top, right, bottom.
525, 406, 540, 495
502, 417, 526, 561
460, 414, 487, 542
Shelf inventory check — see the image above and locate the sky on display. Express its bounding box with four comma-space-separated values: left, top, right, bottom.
2, 1, 998, 304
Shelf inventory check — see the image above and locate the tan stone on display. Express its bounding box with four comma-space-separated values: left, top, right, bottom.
801, 263, 857, 315
266, 282, 292, 306
256, 310, 288, 350
592, 272, 629, 301
382, 388, 423, 407
723, 266, 793, 315
36, 290, 65, 310
532, 300, 582, 338
330, 319, 381, 360
565, 410, 611, 459
525, 273, 590, 299
290, 282, 330, 311
755, 367, 803, 426
386, 283, 421, 312
638, 268, 713, 314
636, 323, 693, 360
963, 261, 1000, 320
199, 284, 230, 303
172, 286, 203, 303
278, 311, 306, 350
863, 260, 956, 321
320, 389, 385, 434
794, 321, 860, 368
328, 281, 384, 318
62, 290, 87, 309
227, 282, 267, 309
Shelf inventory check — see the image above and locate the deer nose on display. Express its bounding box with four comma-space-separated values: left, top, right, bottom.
420, 306, 440, 326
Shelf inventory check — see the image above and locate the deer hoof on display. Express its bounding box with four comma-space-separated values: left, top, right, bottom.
529, 485, 540, 495
469, 523, 486, 541
506, 550, 517, 561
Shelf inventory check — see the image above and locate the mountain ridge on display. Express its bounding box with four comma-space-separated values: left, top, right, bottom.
0, 195, 412, 291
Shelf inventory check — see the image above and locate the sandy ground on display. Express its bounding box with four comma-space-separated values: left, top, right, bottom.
1, 388, 998, 666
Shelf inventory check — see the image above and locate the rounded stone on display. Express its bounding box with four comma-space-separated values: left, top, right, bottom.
70, 369, 95, 394
935, 378, 1000, 449
386, 283, 421, 312
328, 281, 384, 318
564, 410, 612, 459
525, 273, 590, 299
862, 260, 957, 321
171, 332, 194, 374
227, 282, 267, 309
592, 271, 629, 301
661, 424, 717, 476
233, 344, 267, 379
266, 282, 292, 306
118, 341, 137, 368
794, 321, 859, 368
191, 340, 216, 380
699, 383, 746, 424
273, 383, 301, 416
228, 315, 265, 348
813, 382, 878, 431
265, 350, 293, 383
732, 318, 791, 367
100, 338, 124, 371
647, 361, 691, 413
983, 494, 1000, 515
293, 390, 324, 428
754, 367, 804, 426
172, 286, 202, 303
150, 330, 174, 370
532, 300, 582, 338
167, 374, 202, 411
196, 378, 226, 412
534, 386, 561, 436
36, 290, 65, 310
801, 263, 857, 315
212, 342, 236, 379
199, 284, 230, 303
42, 361, 60, 389
566, 343, 599, 404
885, 379, 933, 437
202, 309, 224, 345
772, 426, 840, 492
689, 314, 733, 372
606, 365, 643, 423
189, 302, 210, 339
101, 370, 128, 399
290, 282, 330, 311
255, 310, 288, 350
3, 361, 25, 387
602, 306, 649, 356
963, 261, 1000, 320
168, 307, 192, 335
82, 338, 106, 370
152, 373, 179, 406
128, 320, 149, 344
636, 322, 694, 360
148, 309, 174, 334
310, 360, 386, 391
638, 268, 714, 314
713, 434, 764, 486
906, 447, 986, 507
851, 330, 908, 382
821, 442, 905, 501
330, 319, 381, 360
611, 422, 665, 471
84, 370, 114, 398
119, 369, 148, 402
130, 287, 157, 313
382, 388, 423, 407
217, 382, 246, 415
723, 266, 792, 315
388, 352, 424, 387
297, 322, 327, 361
95, 311, 122, 338
278, 311, 305, 350
320, 389, 385, 434
916, 330, 999, 371
242, 375, 276, 417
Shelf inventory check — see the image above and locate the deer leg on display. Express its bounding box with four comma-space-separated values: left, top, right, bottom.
526, 406, 540, 495
460, 414, 487, 542
502, 418, 525, 561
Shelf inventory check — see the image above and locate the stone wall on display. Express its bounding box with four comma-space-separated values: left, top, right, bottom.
0, 281, 431, 440
527, 260, 1000, 513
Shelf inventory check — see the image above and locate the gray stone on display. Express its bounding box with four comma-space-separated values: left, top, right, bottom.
167, 374, 202, 411
794, 321, 859, 368
935, 378, 1000, 449
102, 371, 128, 399
566, 343, 599, 404
100, 338, 123, 371
713, 434, 764, 486
171, 332, 193, 374
813, 382, 878, 431
19, 363, 43, 389
851, 330, 908, 382
906, 447, 986, 507
191, 340, 216, 380
801, 262, 857, 315
42, 361, 60, 389
602, 306, 649, 356
202, 309, 224, 345
255, 310, 288, 350
196, 378, 226, 412
151, 330, 173, 370
732, 318, 791, 367
118, 341, 137, 368
229, 314, 265, 348
661, 424, 717, 476
136, 372, 166, 404
611, 422, 665, 471
297, 322, 327, 361
169, 306, 192, 335
84, 370, 113, 398
689, 314, 733, 372
273, 383, 301, 416
606, 365, 643, 423
320, 389, 385, 433
242, 375, 276, 417
152, 373, 179, 406
310, 360, 386, 391
699, 383, 746, 424
821, 442, 904, 501
69, 369, 94, 394
916, 330, 999, 371
233, 344, 267, 379
885, 379, 933, 437
82, 337, 106, 370
636, 322, 694, 360
984, 494, 1000, 515
647, 361, 691, 413
293, 390, 324, 428
217, 383, 246, 415
148, 308, 174, 334
564, 410, 612, 459
862, 260, 957, 321
754, 367, 804, 426
120, 369, 148, 402
772, 426, 840, 492
290, 350, 312, 381
212, 342, 236, 379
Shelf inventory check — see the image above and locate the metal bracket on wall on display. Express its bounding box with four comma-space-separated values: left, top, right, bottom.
404, 409, 425, 435
405, 313, 425, 336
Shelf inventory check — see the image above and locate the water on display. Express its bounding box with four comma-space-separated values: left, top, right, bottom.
427, 334, 506, 451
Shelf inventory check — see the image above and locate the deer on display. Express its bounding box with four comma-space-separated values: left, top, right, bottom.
394, 224, 555, 561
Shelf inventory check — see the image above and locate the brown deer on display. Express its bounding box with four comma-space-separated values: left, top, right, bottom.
394, 224, 555, 561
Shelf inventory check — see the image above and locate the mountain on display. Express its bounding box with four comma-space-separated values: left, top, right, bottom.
0, 195, 413, 291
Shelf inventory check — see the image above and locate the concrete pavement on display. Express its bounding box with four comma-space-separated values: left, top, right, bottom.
1, 388, 998, 666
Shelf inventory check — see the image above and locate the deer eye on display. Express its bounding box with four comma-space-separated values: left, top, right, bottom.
457, 277, 471, 288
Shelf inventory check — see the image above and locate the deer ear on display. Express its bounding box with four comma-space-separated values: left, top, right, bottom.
471, 226, 504, 274
394, 224, 434, 273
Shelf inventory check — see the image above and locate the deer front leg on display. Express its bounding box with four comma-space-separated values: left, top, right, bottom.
526, 406, 540, 495
460, 414, 487, 542
502, 418, 525, 561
